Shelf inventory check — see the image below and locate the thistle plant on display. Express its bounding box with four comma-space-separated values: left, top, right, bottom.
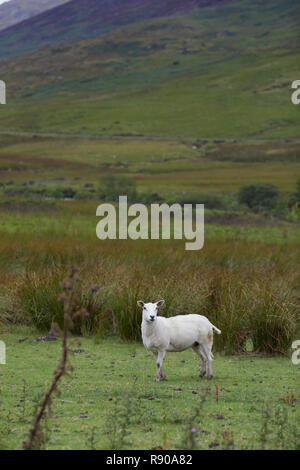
23, 266, 97, 450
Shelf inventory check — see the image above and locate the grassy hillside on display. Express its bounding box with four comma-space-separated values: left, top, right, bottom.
0, 0, 230, 59
0, 0, 299, 139
0, 0, 299, 198
0, 0, 69, 33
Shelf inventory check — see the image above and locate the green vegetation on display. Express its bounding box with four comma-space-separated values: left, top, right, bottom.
238, 182, 279, 211
0, 0, 299, 451
100, 174, 137, 202
0, 0, 299, 138
0, 328, 299, 450
0, 199, 299, 352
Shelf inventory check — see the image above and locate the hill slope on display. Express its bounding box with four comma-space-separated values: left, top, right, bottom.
0, 0, 299, 139
0, 0, 70, 33
0, 0, 231, 59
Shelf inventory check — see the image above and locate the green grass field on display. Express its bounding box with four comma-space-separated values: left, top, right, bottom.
0, 135, 299, 196
0, 326, 299, 450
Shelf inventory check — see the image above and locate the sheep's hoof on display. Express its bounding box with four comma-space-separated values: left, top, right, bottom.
206, 375, 213, 381
199, 371, 206, 378
154, 377, 160, 382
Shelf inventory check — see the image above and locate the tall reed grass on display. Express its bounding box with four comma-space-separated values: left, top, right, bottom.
1, 234, 299, 354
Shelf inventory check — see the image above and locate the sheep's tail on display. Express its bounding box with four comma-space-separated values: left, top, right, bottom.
211, 323, 221, 335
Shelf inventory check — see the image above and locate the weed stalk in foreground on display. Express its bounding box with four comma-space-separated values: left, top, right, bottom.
22, 266, 89, 450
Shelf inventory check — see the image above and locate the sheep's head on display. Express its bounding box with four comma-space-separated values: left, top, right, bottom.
137, 300, 165, 323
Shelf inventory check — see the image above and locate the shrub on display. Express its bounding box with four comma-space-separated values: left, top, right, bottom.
238, 183, 279, 211
44, 187, 76, 199
99, 175, 137, 202
74, 190, 97, 201
62, 187, 76, 199
44, 187, 64, 199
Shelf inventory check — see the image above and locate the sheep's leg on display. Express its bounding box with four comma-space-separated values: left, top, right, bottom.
152, 351, 165, 379
159, 364, 166, 380
155, 350, 166, 382
201, 343, 214, 380
192, 344, 206, 377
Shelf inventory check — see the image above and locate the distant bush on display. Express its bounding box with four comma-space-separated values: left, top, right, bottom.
238, 183, 279, 211
62, 187, 76, 199
44, 187, 64, 199
99, 175, 137, 202
44, 186, 76, 199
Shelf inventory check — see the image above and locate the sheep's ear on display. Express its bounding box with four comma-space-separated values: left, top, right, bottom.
137, 300, 144, 308
156, 300, 165, 308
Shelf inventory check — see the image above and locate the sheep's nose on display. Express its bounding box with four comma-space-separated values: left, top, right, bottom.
150, 315, 155, 321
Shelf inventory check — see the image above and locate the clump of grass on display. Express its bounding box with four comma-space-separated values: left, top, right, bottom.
15, 270, 102, 334
17, 272, 64, 331
202, 274, 250, 354
203, 275, 299, 354
108, 283, 151, 341
247, 282, 298, 354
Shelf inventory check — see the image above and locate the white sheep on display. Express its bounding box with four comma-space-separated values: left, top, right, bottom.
138, 300, 221, 382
